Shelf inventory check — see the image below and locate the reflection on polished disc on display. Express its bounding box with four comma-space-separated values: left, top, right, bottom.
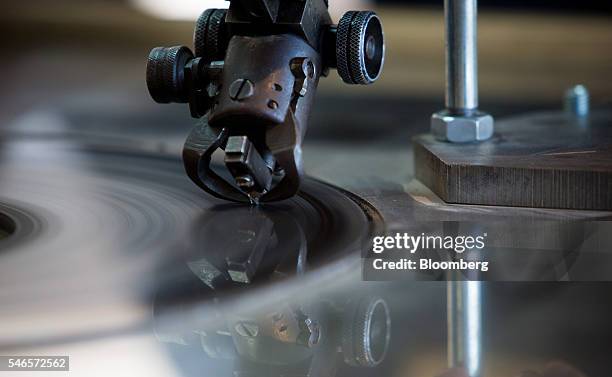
0, 138, 381, 349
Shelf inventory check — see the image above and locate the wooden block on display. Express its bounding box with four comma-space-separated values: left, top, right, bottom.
414, 109, 612, 210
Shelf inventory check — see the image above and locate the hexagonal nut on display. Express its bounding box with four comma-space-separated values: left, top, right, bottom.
431, 111, 494, 143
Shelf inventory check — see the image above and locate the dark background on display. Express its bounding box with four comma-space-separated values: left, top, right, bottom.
377, 0, 612, 13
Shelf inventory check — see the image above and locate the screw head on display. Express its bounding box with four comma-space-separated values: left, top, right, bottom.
229, 79, 254, 101
234, 322, 259, 338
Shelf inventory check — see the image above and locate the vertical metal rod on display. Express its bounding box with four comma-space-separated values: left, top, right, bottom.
447, 281, 461, 368
445, 0, 478, 112
448, 280, 482, 377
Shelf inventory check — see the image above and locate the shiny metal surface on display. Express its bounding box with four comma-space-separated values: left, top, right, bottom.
445, 0, 478, 112
430, 110, 493, 142
0, 130, 377, 349
448, 281, 483, 377
0, 97, 612, 377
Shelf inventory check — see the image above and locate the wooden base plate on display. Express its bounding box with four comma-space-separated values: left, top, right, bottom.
414, 108, 612, 210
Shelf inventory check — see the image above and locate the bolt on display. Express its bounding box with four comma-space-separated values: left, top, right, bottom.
235, 175, 254, 189
234, 322, 259, 338
564, 85, 589, 118
305, 318, 321, 347
229, 78, 254, 101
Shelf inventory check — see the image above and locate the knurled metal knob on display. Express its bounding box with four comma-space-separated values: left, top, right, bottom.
146, 46, 194, 104
194, 9, 229, 62
336, 11, 385, 85
342, 297, 391, 367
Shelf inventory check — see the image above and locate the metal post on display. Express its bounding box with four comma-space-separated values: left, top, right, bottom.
432, 0, 493, 143
448, 280, 483, 377
446, 0, 478, 112
564, 85, 590, 118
